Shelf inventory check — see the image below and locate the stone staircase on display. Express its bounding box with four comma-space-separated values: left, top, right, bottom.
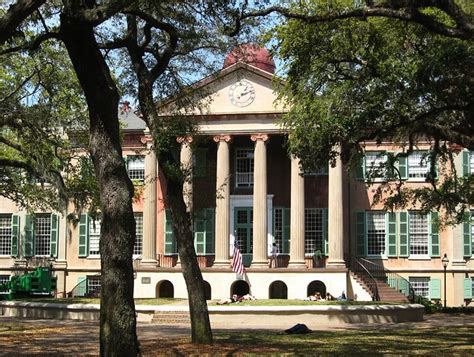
151, 310, 191, 324
351, 271, 410, 303
349, 255, 413, 303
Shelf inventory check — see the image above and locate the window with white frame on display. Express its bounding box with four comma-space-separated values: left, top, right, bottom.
365, 152, 388, 179
0, 214, 12, 256
127, 156, 145, 182
89, 218, 101, 256
86, 275, 101, 295
367, 212, 386, 256
235, 149, 254, 187
34, 214, 51, 256
471, 210, 474, 256
470, 151, 474, 174
408, 151, 430, 179
472, 277, 474, 297
134, 213, 143, 256
409, 277, 430, 298
409, 212, 429, 256
304, 209, 323, 254
0, 275, 10, 285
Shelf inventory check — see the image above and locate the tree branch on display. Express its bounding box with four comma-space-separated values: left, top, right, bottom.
232, 2, 474, 40
0, 0, 46, 45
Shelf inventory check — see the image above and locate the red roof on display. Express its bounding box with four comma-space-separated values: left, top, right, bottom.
223, 44, 275, 74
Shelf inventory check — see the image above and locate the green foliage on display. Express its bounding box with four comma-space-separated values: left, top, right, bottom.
270, 0, 473, 223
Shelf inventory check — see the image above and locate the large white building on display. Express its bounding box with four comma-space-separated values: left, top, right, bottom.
1, 45, 473, 305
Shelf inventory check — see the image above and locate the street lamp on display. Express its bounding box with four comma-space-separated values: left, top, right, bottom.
442, 253, 449, 308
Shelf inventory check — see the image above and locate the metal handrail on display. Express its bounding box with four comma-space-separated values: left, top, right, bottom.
349, 255, 380, 301
350, 255, 415, 302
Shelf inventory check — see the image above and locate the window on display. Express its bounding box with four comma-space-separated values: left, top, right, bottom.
304, 209, 324, 255
0, 214, 12, 256
273, 208, 290, 254
127, 156, 145, 182
367, 212, 386, 256
87, 275, 101, 295
365, 152, 388, 180
408, 151, 431, 179
134, 213, 143, 256
409, 212, 429, 256
409, 277, 430, 298
235, 149, 254, 187
0, 275, 10, 285
472, 278, 474, 297
34, 214, 51, 256
472, 211, 474, 256
88, 219, 101, 256
304, 164, 329, 176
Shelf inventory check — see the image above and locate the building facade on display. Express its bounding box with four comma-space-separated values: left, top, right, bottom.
1, 46, 473, 305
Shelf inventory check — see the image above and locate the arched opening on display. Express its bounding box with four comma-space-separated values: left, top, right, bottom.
203, 280, 211, 300
156, 280, 174, 298
269, 280, 287, 299
231, 280, 250, 297
307, 280, 326, 297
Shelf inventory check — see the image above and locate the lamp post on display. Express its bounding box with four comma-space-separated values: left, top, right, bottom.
442, 253, 449, 308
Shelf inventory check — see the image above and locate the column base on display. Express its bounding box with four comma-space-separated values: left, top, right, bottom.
13, 259, 28, 267
250, 260, 269, 269
52, 260, 68, 270
326, 258, 346, 267
140, 259, 158, 267
213, 260, 231, 268
288, 261, 307, 269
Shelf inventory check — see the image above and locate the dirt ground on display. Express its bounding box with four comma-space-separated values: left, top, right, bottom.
1, 313, 473, 356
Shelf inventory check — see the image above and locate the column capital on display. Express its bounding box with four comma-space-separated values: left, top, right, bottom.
176, 136, 193, 144
250, 133, 269, 142
213, 134, 232, 143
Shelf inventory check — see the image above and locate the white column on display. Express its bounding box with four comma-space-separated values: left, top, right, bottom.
289, 155, 306, 268
141, 134, 157, 266
177, 136, 193, 212
213, 135, 232, 266
250, 133, 269, 268
327, 145, 346, 267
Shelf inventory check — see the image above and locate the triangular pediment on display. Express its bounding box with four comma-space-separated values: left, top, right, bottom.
160, 62, 287, 117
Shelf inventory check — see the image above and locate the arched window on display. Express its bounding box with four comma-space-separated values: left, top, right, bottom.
231, 280, 250, 297
269, 280, 288, 299
307, 280, 326, 297
156, 280, 174, 298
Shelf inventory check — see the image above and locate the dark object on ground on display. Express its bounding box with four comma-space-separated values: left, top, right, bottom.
284, 323, 312, 334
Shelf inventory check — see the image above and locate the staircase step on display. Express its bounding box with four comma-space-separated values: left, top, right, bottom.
350, 270, 410, 303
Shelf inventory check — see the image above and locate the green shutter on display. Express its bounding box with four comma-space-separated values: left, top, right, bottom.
400, 279, 409, 296
76, 276, 87, 297
387, 212, 397, 257
11, 215, 20, 257
50, 213, 59, 258
164, 209, 176, 254
356, 212, 366, 256
463, 212, 472, 257
429, 212, 440, 257
205, 208, 215, 254
356, 155, 365, 180
464, 278, 473, 300
323, 208, 328, 256
194, 209, 205, 255
24, 214, 34, 257
78, 214, 89, 257
398, 155, 408, 180
399, 212, 409, 257
462, 151, 470, 176
282, 208, 290, 254
429, 279, 441, 300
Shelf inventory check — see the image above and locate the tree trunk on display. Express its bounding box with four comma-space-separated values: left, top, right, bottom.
60, 14, 139, 357
166, 177, 213, 344
135, 78, 213, 344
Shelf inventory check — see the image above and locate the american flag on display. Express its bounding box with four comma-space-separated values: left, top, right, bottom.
231, 241, 244, 275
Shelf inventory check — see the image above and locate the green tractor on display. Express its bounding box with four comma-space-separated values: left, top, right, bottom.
0, 267, 57, 300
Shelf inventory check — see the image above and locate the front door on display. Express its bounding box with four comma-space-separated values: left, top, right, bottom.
234, 207, 253, 267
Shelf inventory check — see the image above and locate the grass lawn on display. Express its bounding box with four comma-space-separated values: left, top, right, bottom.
139, 326, 474, 355
7, 297, 397, 306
